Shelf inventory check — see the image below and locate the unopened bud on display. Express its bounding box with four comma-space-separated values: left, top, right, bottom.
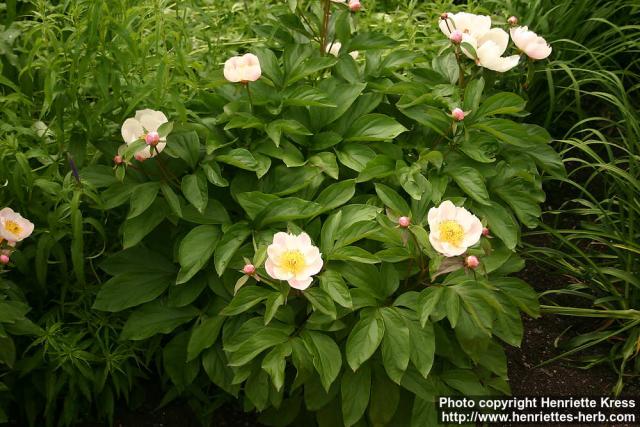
145, 131, 160, 146
398, 216, 411, 228
449, 30, 463, 44
508, 16, 518, 26
452, 107, 465, 121
482, 227, 490, 237
243, 264, 256, 275
0, 255, 10, 265
348, 0, 361, 12
440, 12, 449, 20
113, 155, 123, 165
134, 152, 146, 162
465, 255, 480, 269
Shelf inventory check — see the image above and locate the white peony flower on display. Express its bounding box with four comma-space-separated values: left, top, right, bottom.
0, 208, 34, 244
326, 42, 359, 59
510, 26, 552, 60
223, 53, 262, 83
439, 12, 491, 40
427, 201, 483, 257
474, 28, 520, 72
121, 109, 169, 160
265, 232, 323, 290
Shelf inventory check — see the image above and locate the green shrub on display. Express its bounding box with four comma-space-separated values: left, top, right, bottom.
87, 2, 561, 425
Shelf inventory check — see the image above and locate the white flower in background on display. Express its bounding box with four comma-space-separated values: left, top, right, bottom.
265, 232, 323, 290
0, 208, 34, 244
32, 121, 53, 138
428, 201, 483, 257
510, 26, 552, 60
474, 28, 520, 72
121, 109, 169, 160
326, 42, 359, 59
223, 53, 262, 83
439, 12, 491, 41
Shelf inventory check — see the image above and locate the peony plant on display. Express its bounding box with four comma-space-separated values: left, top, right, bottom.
91, 3, 561, 426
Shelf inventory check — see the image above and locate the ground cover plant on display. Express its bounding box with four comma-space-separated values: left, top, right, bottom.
11, 0, 640, 425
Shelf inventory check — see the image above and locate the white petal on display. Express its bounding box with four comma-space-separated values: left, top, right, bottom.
121, 118, 143, 144
478, 28, 509, 55
272, 232, 290, 247
300, 256, 323, 278
289, 277, 313, 290
137, 109, 168, 132
0, 208, 15, 218
525, 40, 552, 60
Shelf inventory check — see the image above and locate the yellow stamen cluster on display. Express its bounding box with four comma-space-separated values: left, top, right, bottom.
3, 220, 22, 236
438, 220, 464, 247
281, 250, 306, 275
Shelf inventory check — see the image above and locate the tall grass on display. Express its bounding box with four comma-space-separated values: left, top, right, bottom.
484, 0, 640, 394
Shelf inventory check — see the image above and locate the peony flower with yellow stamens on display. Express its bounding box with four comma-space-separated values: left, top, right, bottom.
0, 208, 34, 244
427, 201, 482, 257
265, 232, 323, 290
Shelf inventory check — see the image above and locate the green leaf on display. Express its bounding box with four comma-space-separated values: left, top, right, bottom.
214, 223, 251, 276
447, 166, 491, 205
473, 119, 531, 147
216, 148, 258, 171
341, 363, 371, 427
314, 180, 356, 214
187, 316, 224, 362
368, 366, 400, 425
407, 320, 435, 378
494, 277, 540, 317
226, 322, 293, 367
164, 131, 200, 168
357, 155, 395, 183
310, 82, 366, 129
221, 285, 272, 316
432, 53, 458, 84
282, 85, 335, 108
0, 337, 16, 368
177, 225, 220, 284
309, 152, 339, 179
329, 246, 379, 264
344, 114, 407, 142
93, 272, 174, 312
375, 183, 410, 215
121, 303, 198, 340
301, 330, 342, 392
346, 311, 385, 371
160, 182, 182, 217
202, 162, 229, 187
463, 77, 484, 113
475, 92, 527, 118
261, 342, 292, 392
304, 288, 337, 319
266, 119, 312, 147
472, 202, 519, 250
128, 182, 160, 219
254, 198, 321, 228
319, 270, 353, 309
346, 32, 396, 51
380, 307, 410, 384
123, 199, 167, 248
419, 287, 445, 326
336, 143, 376, 172
181, 172, 208, 213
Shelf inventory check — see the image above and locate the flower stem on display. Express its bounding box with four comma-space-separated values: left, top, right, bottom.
320, 0, 331, 54
245, 82, 254, 113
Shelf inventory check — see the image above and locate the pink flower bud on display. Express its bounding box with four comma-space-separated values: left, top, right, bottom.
449, 30, 463, 44
145, 131, 160, 146
452, 108, 465, 121
440, 12, 448, 20
482, 227, 490, 236
113, 155, 123, 165
134, 152, 146, 162
465, 255, 480, 269
508, 16, 518, 26
243, 264, 256, 275
398, 216, 411, 228
348, 0, 361, 12
0, 255, 10, 265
